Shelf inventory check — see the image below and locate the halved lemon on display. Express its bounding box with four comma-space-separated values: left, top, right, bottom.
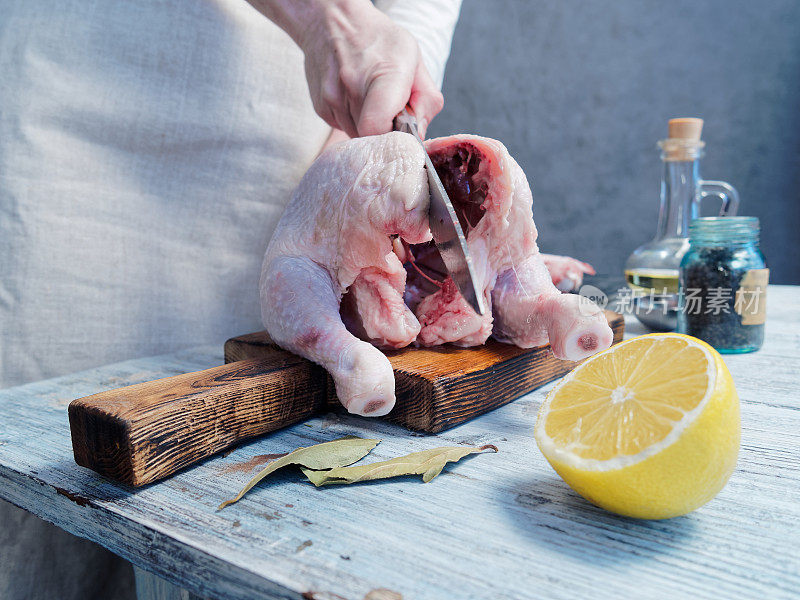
535, 333, 739, 519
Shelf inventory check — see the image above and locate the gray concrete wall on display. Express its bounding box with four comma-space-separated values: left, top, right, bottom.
429, 0, 800, 284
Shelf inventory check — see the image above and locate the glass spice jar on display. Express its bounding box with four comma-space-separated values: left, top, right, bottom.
677, 217, 768, 353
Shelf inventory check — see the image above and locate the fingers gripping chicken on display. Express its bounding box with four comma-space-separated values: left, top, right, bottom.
260, 132, 612, 417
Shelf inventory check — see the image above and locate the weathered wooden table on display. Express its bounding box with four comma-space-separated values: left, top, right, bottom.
1, 285, 798, 600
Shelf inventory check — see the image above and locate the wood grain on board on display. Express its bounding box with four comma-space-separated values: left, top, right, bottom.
69, 353, 328, 486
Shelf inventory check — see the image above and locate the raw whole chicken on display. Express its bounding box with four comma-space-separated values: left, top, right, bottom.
260, 132, 612, 417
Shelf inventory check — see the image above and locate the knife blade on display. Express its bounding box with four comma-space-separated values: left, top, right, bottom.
394, 109, 486, 316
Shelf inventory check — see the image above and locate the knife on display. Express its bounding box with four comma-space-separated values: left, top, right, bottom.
394, 109, 486, 315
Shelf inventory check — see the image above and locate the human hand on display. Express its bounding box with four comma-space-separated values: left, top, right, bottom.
296, 0, 443, 139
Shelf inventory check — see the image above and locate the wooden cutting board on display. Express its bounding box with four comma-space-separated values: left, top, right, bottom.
69, 311, 624, 487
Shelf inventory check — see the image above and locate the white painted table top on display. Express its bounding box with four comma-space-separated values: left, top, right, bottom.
1, 285, 798, 600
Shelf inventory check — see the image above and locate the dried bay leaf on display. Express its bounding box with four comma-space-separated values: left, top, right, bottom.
302, 444, 498, 487
218, 436, 379, 509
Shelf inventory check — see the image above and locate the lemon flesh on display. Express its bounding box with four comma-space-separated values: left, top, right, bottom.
535, 333, 740, 519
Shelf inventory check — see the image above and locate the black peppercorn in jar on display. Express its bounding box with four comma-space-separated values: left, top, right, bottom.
677, 217, 768, 352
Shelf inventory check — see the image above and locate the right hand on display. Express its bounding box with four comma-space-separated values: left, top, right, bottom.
297, 0, 443, 139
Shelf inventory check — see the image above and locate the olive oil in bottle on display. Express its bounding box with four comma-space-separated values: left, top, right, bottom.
625, 268, 680, 295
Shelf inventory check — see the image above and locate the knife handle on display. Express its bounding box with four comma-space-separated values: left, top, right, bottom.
68, 353, 329, 486
393, 106, 418, 136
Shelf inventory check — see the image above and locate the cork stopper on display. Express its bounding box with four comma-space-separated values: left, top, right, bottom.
660, 117, 705, 161
668, 118, 703, 141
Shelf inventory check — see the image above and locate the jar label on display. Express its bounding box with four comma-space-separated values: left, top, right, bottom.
734, 268, 769, 325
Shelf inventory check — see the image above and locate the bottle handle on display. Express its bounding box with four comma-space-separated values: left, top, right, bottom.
697, 180, 740, 216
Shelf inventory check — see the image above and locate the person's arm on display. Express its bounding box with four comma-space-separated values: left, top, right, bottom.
246, 0, 443, 139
